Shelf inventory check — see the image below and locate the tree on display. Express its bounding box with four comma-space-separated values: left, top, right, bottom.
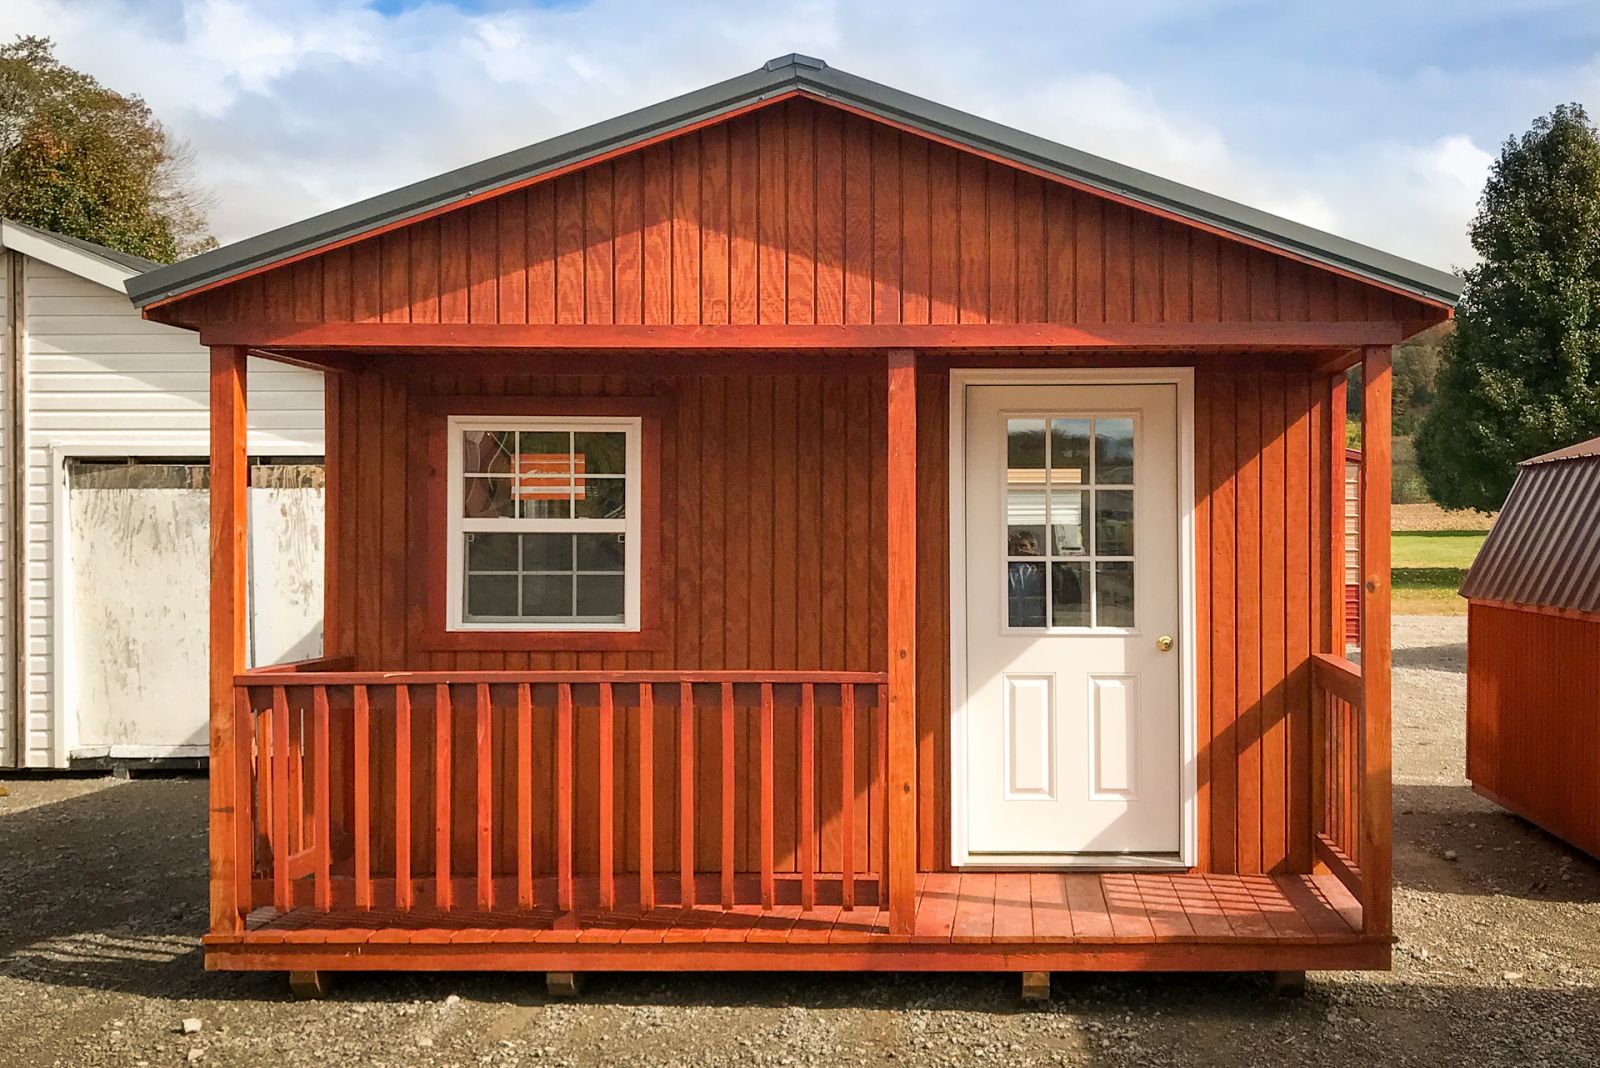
0, 36, 214, 262
1417, 104, 1600, 512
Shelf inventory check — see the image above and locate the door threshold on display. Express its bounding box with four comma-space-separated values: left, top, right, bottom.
957, 852, 1188, 871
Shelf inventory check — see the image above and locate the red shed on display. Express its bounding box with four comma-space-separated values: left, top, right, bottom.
1461, 436, 1600, 857
125, 56, 1457, 994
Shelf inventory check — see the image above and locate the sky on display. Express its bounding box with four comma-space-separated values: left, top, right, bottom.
6, 0, 1600, 272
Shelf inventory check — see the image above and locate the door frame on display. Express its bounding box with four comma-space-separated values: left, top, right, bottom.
947, 367, 1198, 869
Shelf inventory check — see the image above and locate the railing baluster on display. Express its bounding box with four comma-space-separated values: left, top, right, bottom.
721, 682, 735, 910
680, 682, 695, 909
638, 684, 655, 910
313, 686, 332, 910
395, 685, 412, 911
435, 683, 452, 911
841, 682, 856, 911
599, 682, 615, 911
271, 686, 290, 912
557, 682, 574, 913
760, 683, 775, 910
256, 702, 271, 893
800, 683, 816, 911
353, 685, 372, 910
476, 682, 494, 911
516, 683, 534, 909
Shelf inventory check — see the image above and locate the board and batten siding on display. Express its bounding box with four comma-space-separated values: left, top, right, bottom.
157, 98, 1440, 332
0, 256, 324, 767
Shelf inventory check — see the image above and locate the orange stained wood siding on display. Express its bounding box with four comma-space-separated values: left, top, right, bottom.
327, 356, 1337, 878
328, 365, 889, 881
1466, 602, 1600, 858
158, 98, 1441, 332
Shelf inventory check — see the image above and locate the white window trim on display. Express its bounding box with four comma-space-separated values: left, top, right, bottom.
445, 415, 642, 633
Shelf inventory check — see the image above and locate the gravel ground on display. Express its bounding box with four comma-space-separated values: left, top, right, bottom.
2, 616, 1597, 1067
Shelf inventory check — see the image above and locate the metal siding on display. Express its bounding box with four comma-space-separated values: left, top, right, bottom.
1460, 454, 1600, 615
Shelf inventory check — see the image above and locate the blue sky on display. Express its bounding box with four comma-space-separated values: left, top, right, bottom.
6, 0, 1598, 269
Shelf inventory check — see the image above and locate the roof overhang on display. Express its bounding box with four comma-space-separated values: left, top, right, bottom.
1, 220, 144, 293
128, 54, 1464, 312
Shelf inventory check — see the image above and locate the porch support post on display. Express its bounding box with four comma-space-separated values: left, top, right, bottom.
1358, 345, 1392, 938
885, 348, 918, 935
209, 345, 249, 935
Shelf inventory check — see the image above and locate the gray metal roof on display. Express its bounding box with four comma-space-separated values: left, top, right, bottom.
4, 218, 164, 274
127, 54, 1463, 310
1460, 449, 1600, 615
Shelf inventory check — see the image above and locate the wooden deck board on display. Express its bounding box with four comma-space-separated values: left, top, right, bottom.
236, 873, 1365, 951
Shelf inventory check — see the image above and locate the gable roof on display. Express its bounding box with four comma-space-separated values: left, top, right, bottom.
126, 54, 1463, 311
1, 219, 163, 292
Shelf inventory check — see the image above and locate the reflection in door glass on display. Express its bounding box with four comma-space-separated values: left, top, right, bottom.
1005, 414, 1136, 629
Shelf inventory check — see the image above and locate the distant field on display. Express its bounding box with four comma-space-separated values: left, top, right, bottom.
1390, 530, 1485, 615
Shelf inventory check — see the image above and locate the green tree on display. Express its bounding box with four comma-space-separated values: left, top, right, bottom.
0, 36, 214, 262
1417, 103, 1600, 511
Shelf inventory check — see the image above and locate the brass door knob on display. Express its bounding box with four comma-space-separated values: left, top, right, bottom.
1156, 635, 1175, 652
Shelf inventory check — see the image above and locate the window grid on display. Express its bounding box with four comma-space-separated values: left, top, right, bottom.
1005, 415, 1136, 629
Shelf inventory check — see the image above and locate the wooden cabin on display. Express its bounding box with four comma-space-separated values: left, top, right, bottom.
1461, 436, 1600, 859
128, 55, 1458, 993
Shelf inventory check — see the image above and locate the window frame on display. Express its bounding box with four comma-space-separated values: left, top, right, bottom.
410, 394, 665, 654
446, 414, 642, 633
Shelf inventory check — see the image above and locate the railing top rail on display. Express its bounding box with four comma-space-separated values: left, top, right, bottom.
1311, 652, 1363, 706
237, 668, 890, 687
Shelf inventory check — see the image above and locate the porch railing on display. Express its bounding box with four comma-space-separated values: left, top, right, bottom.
232, 667, 888, 920
1310, 653, 1364, 905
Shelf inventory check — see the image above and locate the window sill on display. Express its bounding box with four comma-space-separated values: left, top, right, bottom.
414, 627, 669, 653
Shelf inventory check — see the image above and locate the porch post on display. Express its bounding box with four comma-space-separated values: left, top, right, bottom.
885, 348, 918, 934
1358, 345, 1392, 938
209, 345, 249, 935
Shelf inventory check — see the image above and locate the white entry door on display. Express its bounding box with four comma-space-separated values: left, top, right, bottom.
958, 381, 1185, 862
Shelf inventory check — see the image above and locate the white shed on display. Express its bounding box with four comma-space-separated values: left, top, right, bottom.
0, 221, 326, 768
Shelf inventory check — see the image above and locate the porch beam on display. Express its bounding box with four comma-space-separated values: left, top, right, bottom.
196, 320, 1417, 352
1358, 344, 1393, 938
209, 345, 250, 934
885, 348, 918, 935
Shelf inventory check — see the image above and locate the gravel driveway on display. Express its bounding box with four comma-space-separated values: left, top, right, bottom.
2, 616, 1597, 1066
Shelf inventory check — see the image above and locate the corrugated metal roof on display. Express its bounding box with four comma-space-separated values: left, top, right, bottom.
2, 218, 163, 273
1460, 451, 1600, 614
126, 55, 1463, 310
1522, 435, 1600, 466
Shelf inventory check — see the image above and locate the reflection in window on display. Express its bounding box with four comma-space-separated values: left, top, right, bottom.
1005, 414, 1136, 629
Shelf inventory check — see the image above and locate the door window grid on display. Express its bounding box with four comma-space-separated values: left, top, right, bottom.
1004, 415, 1136, 629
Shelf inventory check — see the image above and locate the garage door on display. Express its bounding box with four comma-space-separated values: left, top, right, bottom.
67, 459, 324, 758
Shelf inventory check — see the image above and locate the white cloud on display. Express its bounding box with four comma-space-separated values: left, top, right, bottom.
0, 0, 1552, 270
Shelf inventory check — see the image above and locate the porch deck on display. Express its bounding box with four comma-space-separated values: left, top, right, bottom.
206, 872, 1379, 973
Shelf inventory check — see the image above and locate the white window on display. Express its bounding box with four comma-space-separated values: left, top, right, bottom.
446, 416, 642, 631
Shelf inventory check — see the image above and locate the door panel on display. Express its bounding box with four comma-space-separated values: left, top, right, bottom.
960, 383, 1183, 860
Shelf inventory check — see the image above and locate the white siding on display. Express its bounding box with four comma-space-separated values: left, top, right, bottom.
13, 258, 325, 766
0, 253, 11, 765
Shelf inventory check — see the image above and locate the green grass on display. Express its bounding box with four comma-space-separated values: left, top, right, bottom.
1391, 530, 1486, 569
1389, 531, 1482, 615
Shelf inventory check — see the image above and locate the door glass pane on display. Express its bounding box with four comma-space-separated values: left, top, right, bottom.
1007, 418, 1047, 479
1050, 489, 1087, 556
1007, 562, 1047, 627
1095, 561, 1135, 627
1094, 490, 1135, 557
1006, 488, 1047, 557
1095, 418, 1134, 484
1051, 561, 1090, 627
1049, 418, 1091, 484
